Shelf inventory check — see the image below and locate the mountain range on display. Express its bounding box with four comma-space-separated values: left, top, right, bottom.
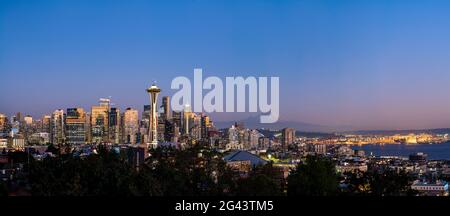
214, 116, 450, 136
214, 116, 351, 133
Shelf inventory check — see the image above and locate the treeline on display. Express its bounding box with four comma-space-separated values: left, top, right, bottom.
3, 145, 416, 196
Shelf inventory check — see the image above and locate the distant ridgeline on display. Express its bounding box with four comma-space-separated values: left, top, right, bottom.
348, 128, 450, 136
258, 128, 450, 139
257, 129, 333, 139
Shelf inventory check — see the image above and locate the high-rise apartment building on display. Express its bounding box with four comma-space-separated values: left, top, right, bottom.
281, 128, 295, 149
258, 137, 270, 150
249, 129, 260, 149
227, 125, 242, 150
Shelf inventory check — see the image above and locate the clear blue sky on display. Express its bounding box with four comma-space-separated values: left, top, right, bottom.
2, 0, 450, 130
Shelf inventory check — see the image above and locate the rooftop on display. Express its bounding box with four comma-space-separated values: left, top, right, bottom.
223, 150, 268, 167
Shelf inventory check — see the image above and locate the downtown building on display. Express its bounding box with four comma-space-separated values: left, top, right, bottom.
91, 98, 110, 144
171, 111, 182, 143
41, 115, 51, 134
65, 108, 86, 145
139, 105, 151, 144
109, 107, 121, 144
122, 108, 139, 144
0, 113, 10, 137
161, 96, 171, 121
51, 109, 65, 145
281, 128, 296, 150
159, 96, 173, 143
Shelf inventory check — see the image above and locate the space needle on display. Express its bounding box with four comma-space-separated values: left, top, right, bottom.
146, 81, 161, 149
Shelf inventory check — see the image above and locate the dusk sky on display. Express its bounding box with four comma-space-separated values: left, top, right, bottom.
2, 0, 450, 130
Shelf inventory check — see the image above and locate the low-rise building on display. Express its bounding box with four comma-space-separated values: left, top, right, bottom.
0, 139, 7, 149
336, 162, 368, 173
8, 137, 25, 149
411, 180, 449, 196
223, 151, 268, 177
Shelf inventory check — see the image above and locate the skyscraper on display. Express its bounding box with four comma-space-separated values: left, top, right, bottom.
24, 115, 33, 125
249, 129, 260, 150
0, 113, 9, 136
84, 112, 91, 143
157, 112, 166, 141
41, 115, 51, 133
22, 115, 34, 142
99, 98, 111, 107
91, 99, 110, 144
172, 111, 182, 128
258, 137, 270, 150
123, 108, 139, 144
227, 125, 241, 150
65, 108, 86, 145
15, 112, 22, 124
189, 113, 202, 140
142, 105, 151, 126
147, 83, 161, 149
200, 114, 210, 140
183, 104, 193, 135
164, 120, 174, 142
161, 96, 171, 120
172, 123, 180, 143
281, 128, 295, 149
172, 111, 182, 143
109, 107, 121, 144
51, 109, 65, 145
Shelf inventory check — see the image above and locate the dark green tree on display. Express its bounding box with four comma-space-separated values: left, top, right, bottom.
45, 143, 59, 155
234, 173, 283, 196
341, 169, 417, 196
0, 181, 7, 196
367, 169, 416, 196
287, 155, 339, 196
28, 146, 143, 196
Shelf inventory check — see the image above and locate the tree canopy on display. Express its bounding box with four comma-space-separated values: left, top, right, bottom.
287, 155, 339, 196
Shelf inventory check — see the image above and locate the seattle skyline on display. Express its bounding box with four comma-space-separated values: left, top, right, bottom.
2, 0, 450, 130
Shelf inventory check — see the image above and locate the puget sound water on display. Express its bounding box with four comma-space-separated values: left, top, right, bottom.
351, 141, 450, 160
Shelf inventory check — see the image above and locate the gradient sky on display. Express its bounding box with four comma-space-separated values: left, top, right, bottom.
2, 0, 450, 130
